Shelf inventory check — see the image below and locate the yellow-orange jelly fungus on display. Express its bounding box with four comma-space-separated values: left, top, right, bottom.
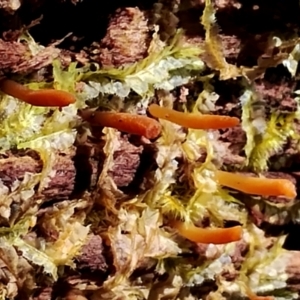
148, 103, 240, 129
216, 170, 297, 199
0, 79, 75, 107
172, 221, 242, 244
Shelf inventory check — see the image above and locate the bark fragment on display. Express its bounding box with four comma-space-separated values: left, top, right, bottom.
286, 252, 300, 292
96, 7, 150, 68
0, 39, 60, 78
41, 149, 77, 201
218, 126, 246, 166
0, 39, 27, 77
108, 136, 143, 187
76, 235, 108, 273
31, 287, 53, 300
0, 148, 76, 201
255, 79, 297, 114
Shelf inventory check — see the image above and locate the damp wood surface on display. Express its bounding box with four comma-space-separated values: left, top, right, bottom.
1, 0, 300, 300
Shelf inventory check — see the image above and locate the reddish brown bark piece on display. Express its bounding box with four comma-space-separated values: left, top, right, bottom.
0, 39, 60, 77
96, 7, 150, 68
286, 252, 300, 292
0, 149, 42, 185
108, 136, 143, 187
217, 126, 247, 166
74, 133, 143, 191
41, 150, 76, 201
0, 148, 76, 201
31, 287, 53, 300
0, 39, 27, 77
76, 235, 108, 272
255, 80, 297, 113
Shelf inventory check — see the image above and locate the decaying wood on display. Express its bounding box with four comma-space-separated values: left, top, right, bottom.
96, 7, 151, 68
286, 252, 300, 292
0, 133, 145, 205
0, 39, 60, 78
0, 39, 27, 77
0, 148, 76, 201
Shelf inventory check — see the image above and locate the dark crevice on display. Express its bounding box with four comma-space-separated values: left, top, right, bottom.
120, 140, 158, 195
0, 0, 156, 49
284, 223, 300, 251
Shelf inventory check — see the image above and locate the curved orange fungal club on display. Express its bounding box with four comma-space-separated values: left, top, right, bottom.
148, 103, 240, 130
79, 109, 162, 139
0, 79, 75, 107
216, 170, 297, 199
172, 220, 242, 244
248, 295, 274, 300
